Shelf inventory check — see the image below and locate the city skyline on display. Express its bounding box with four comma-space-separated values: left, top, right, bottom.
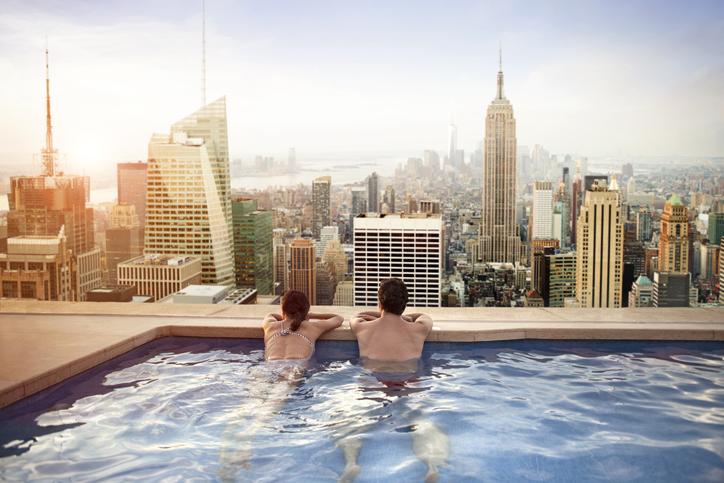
1, 0, 723, 175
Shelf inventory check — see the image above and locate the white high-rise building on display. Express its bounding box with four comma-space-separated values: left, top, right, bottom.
533, 181, 553, 239
353, 213, 442, 307
144, 98, 235, 285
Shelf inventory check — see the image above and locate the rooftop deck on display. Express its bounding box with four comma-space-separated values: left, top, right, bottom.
1, 300, 723, 409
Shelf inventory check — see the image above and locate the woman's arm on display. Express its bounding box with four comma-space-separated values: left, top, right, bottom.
310, 314, 344, 333
308, 312, 342, 320
262, 313, 282, 329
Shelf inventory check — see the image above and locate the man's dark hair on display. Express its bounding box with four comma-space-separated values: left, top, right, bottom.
378, 278, 408, 315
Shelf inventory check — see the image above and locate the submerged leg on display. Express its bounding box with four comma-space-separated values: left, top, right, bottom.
337, 435, 363, 483
411, 418, 450, 483
218, 369, 299, 481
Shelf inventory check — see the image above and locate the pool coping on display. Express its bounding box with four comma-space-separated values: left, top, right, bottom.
1, 301, 723, 409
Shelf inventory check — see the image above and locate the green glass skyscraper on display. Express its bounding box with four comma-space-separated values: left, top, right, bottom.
231, 197, 273, 294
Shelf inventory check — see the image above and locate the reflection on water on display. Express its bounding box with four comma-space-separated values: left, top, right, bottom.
1, 338, 723, 482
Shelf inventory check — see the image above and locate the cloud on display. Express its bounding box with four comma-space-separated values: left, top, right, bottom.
0, 0, 723, 184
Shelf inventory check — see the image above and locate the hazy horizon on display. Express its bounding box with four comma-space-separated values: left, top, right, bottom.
1, 0, 723, 175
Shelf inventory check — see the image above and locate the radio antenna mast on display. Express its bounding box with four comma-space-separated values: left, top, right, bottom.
201, 0, 207, 106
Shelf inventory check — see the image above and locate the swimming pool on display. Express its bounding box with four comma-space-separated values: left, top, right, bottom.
1, 337, 723, 482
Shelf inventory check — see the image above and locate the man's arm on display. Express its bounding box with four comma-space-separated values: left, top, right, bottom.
350, 311, 379, 333
404, 313, 433, 333
355, 310, 380, 318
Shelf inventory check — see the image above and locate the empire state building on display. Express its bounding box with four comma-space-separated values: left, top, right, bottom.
479, 51, 522, 264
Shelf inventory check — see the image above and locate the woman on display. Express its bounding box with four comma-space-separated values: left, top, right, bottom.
263, 290, 344, 361
219, 291, 343, 479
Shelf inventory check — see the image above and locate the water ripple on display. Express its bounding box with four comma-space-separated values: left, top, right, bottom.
0, 338, 722, 482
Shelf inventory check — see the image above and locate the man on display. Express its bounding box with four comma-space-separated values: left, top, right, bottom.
339, 278, 447, 483
350, 277, 433, 362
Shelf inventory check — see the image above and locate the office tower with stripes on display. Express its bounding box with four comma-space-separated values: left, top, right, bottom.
144, 98, 234, 285
575, 182, 624, 307
354, 213, 442, 307
290, 238, 316, 304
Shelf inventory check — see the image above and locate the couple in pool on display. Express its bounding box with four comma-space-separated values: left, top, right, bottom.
219, 278, 448, 482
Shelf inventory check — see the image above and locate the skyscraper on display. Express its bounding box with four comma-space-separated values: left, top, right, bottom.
532, 181, 553, 239
4, 48, 100, 301
382, 185, 396, 213
117, 162, 148, 227
144, 98, 235, 285
171, 97, 232, 226
75, 247, 103, 301
312, 176, 331, 239
105, 204, 143, 285
290, 238, 316, 304
548, 251, 577, 307
350, 187, 367, 243
652, 271, 690, 307
316, 225, 339, 259
273, 235, 289, 295
571, 176, 582, 245
448, 122, 458, 165
419, 200, 441, 215
707, 212, 724, 246
367, 172, 379, 213
8, 175, 93, 256
636, 207, 653, 242
351, 188, 367, 217
354, 213, 442, 307
479, 51, 521, 263
315, 260, 337, 305
231, 197, 273, 294
323, 238, 347, 281
0, 228, 73, 301
575, 183, 624, 308
658, 195, 689, 273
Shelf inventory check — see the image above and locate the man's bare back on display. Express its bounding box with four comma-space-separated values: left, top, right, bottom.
350, 311, 433, 362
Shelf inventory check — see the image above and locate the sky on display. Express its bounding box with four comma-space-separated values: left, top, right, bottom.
1, 0, 723, 175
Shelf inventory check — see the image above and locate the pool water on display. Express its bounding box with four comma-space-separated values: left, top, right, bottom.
1, 338, 723, 482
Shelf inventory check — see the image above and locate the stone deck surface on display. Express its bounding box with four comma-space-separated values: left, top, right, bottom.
1, 300, 722, 409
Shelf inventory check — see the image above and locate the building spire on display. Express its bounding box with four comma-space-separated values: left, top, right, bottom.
201, 0, 207, 106
496, 42, 504, 100
42, 40, 57, 176
499, 41, 502, 71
